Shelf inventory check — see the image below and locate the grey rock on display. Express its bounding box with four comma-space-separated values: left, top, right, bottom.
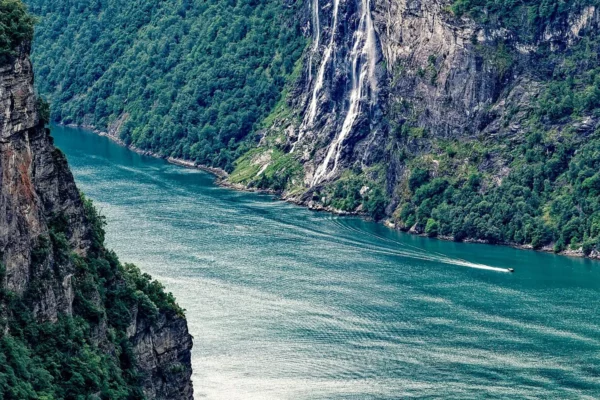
251, 0, 600, 215
0, 44, 193, 399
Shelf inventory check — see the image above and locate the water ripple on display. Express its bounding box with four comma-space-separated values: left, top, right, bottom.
53, 125, 600, 399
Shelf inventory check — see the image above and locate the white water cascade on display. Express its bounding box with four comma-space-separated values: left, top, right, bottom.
307, 0, 320, 83
291, 0, 340, 153
311, 0, 377, 186
306, 0, 339, 126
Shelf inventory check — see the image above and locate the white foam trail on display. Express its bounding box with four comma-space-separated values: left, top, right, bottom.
331, 219, 508, 273
439, 258, 509, 273
366, 246, 508, 273
312, 0, 377, 185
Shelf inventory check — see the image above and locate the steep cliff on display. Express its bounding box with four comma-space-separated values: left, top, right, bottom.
0, 32, 192, 400
231, 0, 600, 257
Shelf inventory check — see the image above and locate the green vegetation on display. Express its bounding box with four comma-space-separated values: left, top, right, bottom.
26, 0, 306, 171
451, 0, 597, 36
397, 127, 600, 253
230, 147, 304, 192
535, 35, 600, 122
0, 0, 35, 60
0, 195, 184, 398
318, 169, 388, 220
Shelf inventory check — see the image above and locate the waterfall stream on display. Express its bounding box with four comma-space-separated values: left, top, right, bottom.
291, 0, 329, 153
307, 0, 320, 83
312, 0, 376, 185
305, 0, 339, 127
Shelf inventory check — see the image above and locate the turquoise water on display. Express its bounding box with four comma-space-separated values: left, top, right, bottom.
52, 125, 600, 399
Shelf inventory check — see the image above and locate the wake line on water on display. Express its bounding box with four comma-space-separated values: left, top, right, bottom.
438, 259, 508, 273
176, 195, 509, 273
330, 218, 509, 273
377, 248, 509, 273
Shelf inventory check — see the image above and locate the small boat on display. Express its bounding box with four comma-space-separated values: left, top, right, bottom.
507, 268, 514, 273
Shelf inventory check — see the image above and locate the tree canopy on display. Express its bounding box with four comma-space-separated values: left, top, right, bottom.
27, 0, 306, 171
0, 0, 35, 60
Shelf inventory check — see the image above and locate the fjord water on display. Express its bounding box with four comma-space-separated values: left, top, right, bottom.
52, 125, 600, 399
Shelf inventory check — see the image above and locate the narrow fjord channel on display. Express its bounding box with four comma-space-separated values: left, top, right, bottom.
53, 125, 600, 399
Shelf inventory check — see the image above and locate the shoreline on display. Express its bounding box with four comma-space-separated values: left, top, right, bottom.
65, 123, 230, 179
61, 123, 599, 262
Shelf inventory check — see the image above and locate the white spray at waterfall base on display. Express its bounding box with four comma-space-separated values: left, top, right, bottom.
311, 0, 377, 186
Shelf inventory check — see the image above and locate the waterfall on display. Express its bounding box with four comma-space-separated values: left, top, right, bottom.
307, 0, 320, 83
312, 0, 377, 186
291, 0, 340, 153
306, 0, 339, 126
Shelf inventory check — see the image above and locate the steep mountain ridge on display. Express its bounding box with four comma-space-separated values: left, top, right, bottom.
25, 0, 600, 257
233, 0, 600, 257
0, 20, 193, 399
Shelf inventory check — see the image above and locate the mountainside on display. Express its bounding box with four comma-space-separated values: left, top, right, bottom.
0, 2, 193, 398
27, 0, 600, 257
233, 0, 600, 257
26, 0, 306, 171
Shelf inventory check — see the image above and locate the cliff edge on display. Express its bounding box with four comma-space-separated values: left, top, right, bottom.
0, 39, 193, 399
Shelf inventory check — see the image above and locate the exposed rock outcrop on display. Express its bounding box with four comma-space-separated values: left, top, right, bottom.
248, 0, 599, 197
0, 44, 193, 399
130, 310, 194, 400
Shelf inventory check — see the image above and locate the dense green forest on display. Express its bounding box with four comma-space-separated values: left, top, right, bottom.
26, 0, 306, 171
1, 194, 184, 399
0, 0, 34, 60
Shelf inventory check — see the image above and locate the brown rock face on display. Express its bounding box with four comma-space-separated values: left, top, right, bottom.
0, 44, 88, 313
0, 45, 193, 399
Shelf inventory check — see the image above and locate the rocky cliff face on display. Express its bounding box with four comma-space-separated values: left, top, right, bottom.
0, 43, 88, 316
236, 0, 599, 210
129, 308, 194, 399
227, 0, 600, 255
0, 44, 193, 399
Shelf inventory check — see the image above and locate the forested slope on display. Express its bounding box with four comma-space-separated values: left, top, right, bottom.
27, 0, 306, 171
25, 0, 600, 258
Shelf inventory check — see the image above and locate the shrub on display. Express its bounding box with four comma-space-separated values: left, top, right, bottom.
425, 218, 439, 237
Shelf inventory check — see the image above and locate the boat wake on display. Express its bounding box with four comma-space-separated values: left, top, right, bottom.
329, 217, 509, 273
435, 258, 509, 273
